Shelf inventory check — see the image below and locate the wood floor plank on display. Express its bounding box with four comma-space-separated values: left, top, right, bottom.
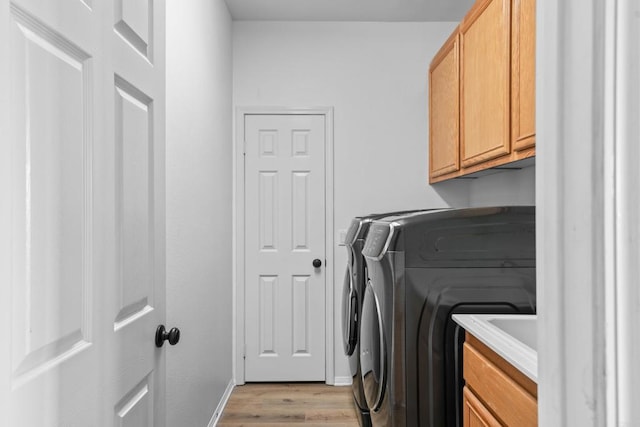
218, 383, 359, 426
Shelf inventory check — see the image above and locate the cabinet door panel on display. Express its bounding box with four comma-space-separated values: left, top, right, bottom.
460, 0, 511, 167
429, 30, 460, 180
463, 387, 502, 427
512, 0, 536, 151
464, 340, 538, 427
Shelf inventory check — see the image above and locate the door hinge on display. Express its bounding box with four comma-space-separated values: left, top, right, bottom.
243, 136, 246, 155
243, 344, 246, 359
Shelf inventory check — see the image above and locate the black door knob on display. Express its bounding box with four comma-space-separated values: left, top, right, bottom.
313, 258, 322, 268
155, 325, 180, 347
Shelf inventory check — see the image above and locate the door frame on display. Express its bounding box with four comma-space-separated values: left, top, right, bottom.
536, 0, 630, 424
233, 106, 334, 385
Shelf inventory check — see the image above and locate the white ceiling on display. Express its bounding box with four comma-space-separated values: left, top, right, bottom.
224, 0, 475, 22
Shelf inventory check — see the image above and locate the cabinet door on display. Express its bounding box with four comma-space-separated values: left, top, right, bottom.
463, 387, 502, 427
460, 0, 511, 168
429, 30, 460, 181
511, 0, 536, 151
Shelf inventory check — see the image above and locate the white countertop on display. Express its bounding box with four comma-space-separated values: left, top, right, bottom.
452, 314, 538, 383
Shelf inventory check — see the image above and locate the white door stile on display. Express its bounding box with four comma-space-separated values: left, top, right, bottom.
0, 2, 12, 424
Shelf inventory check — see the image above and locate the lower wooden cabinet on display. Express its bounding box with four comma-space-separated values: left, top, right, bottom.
463, 386, 501, 427
463, 334, 537, 427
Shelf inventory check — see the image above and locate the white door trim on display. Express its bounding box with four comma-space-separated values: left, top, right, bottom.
233, 106, 334, 385
536, 0, 626, 425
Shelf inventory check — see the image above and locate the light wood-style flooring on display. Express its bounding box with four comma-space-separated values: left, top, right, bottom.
218, 383, 360, 426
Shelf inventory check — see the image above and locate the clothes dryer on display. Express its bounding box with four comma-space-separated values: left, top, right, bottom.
342, 211, 431, 426
360, 207, 536, 427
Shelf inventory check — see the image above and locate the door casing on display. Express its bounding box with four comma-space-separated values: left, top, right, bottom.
233, 107, 334, 385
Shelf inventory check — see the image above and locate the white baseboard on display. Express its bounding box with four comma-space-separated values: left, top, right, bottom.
333, 376, 353, 386
207, 379, 235, 427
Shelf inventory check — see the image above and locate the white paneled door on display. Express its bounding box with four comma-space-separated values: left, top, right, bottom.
0, 0, 166, 425
244, 114, 326, 381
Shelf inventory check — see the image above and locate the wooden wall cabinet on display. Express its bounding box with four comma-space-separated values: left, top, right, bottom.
460, 0, 511, 169
429, 30, 460, 178
463, 334, 537, 427
428, 0, 536, 183
511, 0, 536, 151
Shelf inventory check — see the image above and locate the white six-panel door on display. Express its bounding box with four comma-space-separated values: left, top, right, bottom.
244, 114, 326, 381
0, 0, 166, 425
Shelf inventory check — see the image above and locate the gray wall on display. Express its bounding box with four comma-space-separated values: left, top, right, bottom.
166, 1, 233, 425
469, 166, 535, 207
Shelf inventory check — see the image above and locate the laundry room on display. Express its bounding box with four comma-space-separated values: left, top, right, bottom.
1, 0, 635, 426
231, 3, 536, 413
229, 2, 538, 426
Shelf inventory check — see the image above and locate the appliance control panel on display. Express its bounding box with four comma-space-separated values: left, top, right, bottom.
362, 223, 391, 260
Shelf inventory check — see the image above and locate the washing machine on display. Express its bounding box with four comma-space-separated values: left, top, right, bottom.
359, 206, 537, 427
342, 211, 431, 427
